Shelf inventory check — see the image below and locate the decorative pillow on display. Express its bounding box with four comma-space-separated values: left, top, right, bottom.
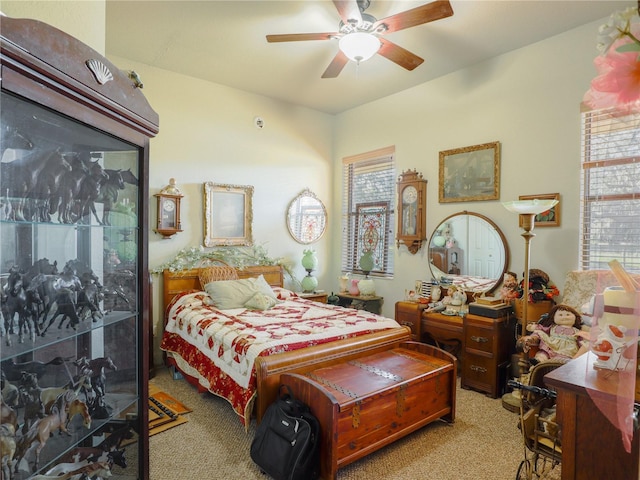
244, 292, 277, 311
252, 275, 278, 300
204, 275, 276, 310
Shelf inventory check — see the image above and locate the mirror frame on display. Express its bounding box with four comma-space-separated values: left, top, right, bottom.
427, 211, 509, 294
286, 188, 327, 244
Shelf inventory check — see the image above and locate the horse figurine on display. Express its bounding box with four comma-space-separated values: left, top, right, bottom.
2, 267, 39, 344
91, 168, 138, 225
74, 356, 117, 399
13, 391, 91, 473
0, 149, 71, 222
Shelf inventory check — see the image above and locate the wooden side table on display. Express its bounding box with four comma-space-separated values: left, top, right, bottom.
545, 353, 639, 479
335, 293, 383, 314
297, 292, 328, 303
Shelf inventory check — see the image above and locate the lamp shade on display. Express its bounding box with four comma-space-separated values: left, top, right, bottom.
339, 32, 381, 63
502, 199, 558, 215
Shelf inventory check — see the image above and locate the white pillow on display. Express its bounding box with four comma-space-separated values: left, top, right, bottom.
204, 275, 276, 310
244, 292, 277, 311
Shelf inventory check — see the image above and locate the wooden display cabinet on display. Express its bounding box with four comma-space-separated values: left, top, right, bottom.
1, 16, 158, 479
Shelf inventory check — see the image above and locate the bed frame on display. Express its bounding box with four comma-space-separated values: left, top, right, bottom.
162, 265, 411, 422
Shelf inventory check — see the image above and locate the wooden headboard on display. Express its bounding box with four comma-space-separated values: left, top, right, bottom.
162, 265, 284, 317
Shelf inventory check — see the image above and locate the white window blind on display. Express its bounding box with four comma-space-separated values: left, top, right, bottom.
580, 107, 640, 272
341, 146, 395, 277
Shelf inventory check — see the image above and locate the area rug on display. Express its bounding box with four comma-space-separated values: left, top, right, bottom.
148, 383, 191, 436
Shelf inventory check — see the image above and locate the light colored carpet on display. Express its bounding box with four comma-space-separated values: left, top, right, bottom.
149, 367, 561, 480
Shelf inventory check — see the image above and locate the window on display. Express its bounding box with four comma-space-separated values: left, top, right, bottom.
341, 146, 395, 277
580, 107, 640, 272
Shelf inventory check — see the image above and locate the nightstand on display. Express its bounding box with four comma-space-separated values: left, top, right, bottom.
298, 292, 328, 304
394, 301, 427, 341
335, 293, 383, 314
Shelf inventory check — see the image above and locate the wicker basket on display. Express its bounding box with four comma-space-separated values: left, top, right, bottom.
197, 260, 238, 287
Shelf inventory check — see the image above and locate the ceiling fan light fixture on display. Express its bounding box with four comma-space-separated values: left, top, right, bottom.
339, 32, 380, 63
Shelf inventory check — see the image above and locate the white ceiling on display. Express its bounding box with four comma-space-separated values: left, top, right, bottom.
105, 0, 631, 115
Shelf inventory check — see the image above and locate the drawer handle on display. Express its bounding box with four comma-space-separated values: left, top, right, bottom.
471, 335, 489, 343
470, 365, 487, 373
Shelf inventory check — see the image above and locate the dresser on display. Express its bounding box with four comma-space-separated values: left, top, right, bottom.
545, 353, 639, 480
394, 301, 427, 340
421, 311, 465, 362
461, 314, 513, 398
412, 307, 513, 396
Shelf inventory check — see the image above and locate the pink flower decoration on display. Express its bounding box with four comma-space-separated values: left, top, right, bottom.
583, 29, 640, 110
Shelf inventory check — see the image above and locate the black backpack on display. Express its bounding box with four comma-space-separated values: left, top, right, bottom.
250, 385, 320, 480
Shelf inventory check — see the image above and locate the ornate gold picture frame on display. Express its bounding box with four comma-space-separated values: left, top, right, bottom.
203, 181, 253, 247
438, 141, 500, 203
519, 193, 561, 227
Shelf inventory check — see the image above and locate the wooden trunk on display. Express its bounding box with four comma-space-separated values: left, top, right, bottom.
281, 342, 456, 480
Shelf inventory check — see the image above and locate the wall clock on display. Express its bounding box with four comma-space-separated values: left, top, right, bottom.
155, 178, 183, 238
396, 169, 427, 254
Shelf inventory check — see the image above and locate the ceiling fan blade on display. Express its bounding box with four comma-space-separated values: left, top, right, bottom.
377, 38, 424, 71
321, 50, 349, 78
373, 0, 453, 34
266, 32, 338, 43
332, 0, 362, 27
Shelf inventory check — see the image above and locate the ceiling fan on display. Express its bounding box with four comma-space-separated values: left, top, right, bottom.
266, 0, 454, 78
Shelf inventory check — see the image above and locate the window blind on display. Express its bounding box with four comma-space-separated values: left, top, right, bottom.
580, 107, 640, 272
341, 147, 395, 277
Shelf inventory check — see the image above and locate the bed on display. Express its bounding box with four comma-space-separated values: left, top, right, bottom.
160, 264, 411, 426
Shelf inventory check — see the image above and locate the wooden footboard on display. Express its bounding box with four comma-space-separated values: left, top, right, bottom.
254, 327, 412, 422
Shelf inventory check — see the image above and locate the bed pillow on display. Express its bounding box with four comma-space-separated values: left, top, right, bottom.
204, 275, 277, 309
244, 292, 278, 311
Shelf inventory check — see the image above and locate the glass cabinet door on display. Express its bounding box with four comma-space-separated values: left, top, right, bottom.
1, 90, 142, 479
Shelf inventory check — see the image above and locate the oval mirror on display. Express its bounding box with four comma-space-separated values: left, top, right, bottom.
286, 189, 327, 244
428, 211, 509, 294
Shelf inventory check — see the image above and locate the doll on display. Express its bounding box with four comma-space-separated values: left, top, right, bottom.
517, 304, 589, 364
499, 271, 519, 301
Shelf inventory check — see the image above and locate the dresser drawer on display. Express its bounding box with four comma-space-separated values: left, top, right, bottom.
465, 323, 495, 354
462, 353, 498, 396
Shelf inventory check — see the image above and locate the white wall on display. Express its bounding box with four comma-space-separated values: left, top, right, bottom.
108, 57, 334, 356
331, 20, 601, 317
1, 2, 608, 362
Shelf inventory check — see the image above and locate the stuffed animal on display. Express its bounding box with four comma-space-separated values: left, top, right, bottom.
517, 304, 589, 364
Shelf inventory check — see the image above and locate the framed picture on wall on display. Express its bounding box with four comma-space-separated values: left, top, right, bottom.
203, 181, 254, 246
438, 141, 500, 203
518, 193, 560, 227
